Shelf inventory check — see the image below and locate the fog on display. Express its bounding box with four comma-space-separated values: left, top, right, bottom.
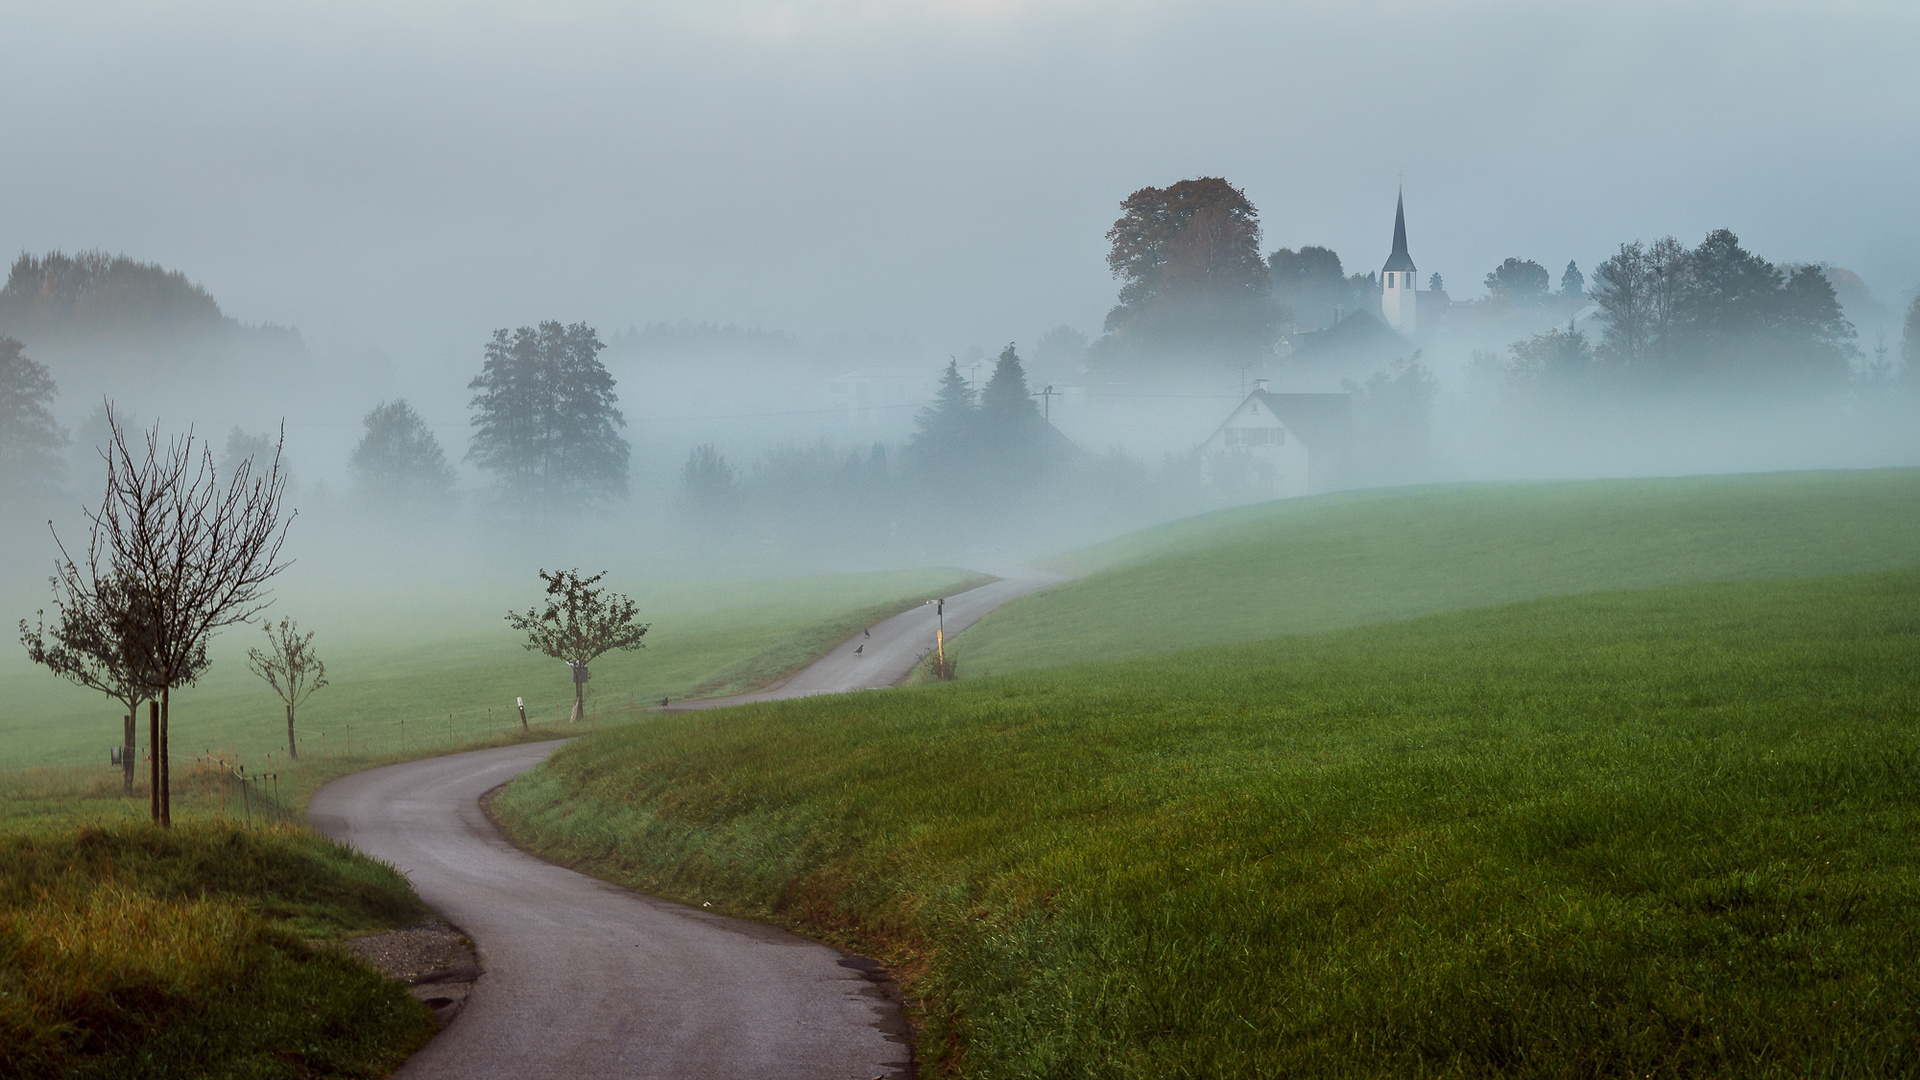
3, 0, 1919, 617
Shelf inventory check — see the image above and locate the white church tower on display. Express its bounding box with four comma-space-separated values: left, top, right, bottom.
1380, 189, 1417, 335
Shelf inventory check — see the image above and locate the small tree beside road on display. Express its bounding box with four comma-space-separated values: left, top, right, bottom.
40, 408, 292, 826
247, 618, 327, 760
506, 568, 648, 724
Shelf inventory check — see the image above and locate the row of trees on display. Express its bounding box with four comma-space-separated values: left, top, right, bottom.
671, 344, 1116, 551
907, 345, 1062, 494
1583, 230, 1859, 391
0, 316, 632, 517
1088, 177, 1609, 375
1477, 229, 1884, 400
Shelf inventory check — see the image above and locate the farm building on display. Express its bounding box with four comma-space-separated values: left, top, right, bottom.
1197, 385, 1352, 496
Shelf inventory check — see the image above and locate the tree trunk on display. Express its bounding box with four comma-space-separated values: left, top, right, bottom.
123, 710, 136, 794
286, 702, 298, 761
148, 700, 160, 822
571, 681, 584, 724
160, 685, 171, 829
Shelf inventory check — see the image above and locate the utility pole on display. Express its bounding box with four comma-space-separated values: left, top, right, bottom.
1033, 384, 1061, 421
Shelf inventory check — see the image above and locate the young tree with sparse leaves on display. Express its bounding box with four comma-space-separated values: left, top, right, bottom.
44, 407, 292, 826
21, 573, 206, 793
247, 617, 327, 760
506, 568, 648, 724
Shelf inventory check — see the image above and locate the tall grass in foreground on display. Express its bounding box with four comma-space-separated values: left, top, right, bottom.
0, 821, 434, 1079
497, 566, 1920, 1078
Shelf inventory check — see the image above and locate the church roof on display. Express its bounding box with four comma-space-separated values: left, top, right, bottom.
1381, 191, 1416, 273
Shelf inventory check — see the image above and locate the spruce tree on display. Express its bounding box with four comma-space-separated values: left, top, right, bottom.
907, 359, 978, 478
978, 344, 1046, 491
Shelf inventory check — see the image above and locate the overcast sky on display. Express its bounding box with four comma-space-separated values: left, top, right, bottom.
5, 0, 1916, 362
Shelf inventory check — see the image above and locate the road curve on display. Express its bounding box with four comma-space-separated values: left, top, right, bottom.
310, 566, 1062, 1079
667, 564, 1066, 710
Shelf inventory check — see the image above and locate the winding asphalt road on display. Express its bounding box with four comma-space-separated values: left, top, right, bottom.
667, 565, 1066, 709
309, 565, 1062, 1079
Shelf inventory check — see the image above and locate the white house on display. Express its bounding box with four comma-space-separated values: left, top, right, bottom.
1198, 384, 1352, 496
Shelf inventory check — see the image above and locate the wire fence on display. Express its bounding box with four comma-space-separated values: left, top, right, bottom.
184, 753, 296, 824
0, 689, 664, 786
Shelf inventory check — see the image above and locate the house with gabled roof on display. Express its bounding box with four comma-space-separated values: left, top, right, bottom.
1197, 383, 1351, 496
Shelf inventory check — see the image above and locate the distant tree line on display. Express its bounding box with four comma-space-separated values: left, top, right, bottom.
1488, 229, 1865, 400
1086, 178, 1599, 378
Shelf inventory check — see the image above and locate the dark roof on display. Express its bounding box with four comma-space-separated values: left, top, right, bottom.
1250, 391, 1352, 451
1381, 190, 1416, 274
1288, 307, 1408, 362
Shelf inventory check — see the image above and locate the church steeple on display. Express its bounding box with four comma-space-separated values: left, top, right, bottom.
1380, 187, 1418, 334
1383, 189, 1415, 274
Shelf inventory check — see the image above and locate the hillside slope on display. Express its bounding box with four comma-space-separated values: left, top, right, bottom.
498, 565, 1920, 1078
954, 469, 1920, 675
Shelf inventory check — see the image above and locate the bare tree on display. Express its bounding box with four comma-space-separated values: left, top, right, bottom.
506, 568, 648, 724
247, 617, 327, 760
46, 407, 292, 825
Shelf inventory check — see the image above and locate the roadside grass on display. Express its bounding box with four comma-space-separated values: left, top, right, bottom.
0, 567, 983, 1076
955, 468, 1920, 677
495, 565, 1920, 1078
1, 567, 988, 774
0, 820, 435, 1080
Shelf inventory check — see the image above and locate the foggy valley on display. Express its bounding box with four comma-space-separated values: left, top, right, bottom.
3, 2, 1918, 1078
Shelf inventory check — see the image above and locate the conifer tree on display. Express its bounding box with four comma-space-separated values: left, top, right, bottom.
906, 359, 978, 478
978, 344, 1046, 490
467, 321, 628, 510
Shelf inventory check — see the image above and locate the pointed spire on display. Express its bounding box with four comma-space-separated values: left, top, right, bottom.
1382, 187, 1416, 273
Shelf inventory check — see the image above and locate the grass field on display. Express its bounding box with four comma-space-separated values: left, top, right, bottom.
498, 564, 1920, 1078
1, 566, 987, 775
949, 469, 1920, 676
0, 564, 985, 1076
1, 820, 436, 1080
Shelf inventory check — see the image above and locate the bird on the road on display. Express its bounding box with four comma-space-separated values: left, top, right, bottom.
864, 628, 870, 637
855, 644, 864, 655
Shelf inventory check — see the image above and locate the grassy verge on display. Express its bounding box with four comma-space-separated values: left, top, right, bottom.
494, 565, 1920, 1078
0, 820, 435, 1080
958, 468, 1920, 675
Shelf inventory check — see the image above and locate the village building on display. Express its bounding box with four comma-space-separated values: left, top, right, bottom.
1201, 190, 1443, 495
1197, 382, 1351, 496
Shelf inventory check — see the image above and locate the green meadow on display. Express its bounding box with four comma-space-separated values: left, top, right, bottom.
0, 566, 986, 776
951, 468, 1920, 676
0, 564, 985, 1077
493, 471, 1920, 1077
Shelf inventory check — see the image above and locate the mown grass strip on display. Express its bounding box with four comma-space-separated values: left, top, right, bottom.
495, 566, 1920, 1078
